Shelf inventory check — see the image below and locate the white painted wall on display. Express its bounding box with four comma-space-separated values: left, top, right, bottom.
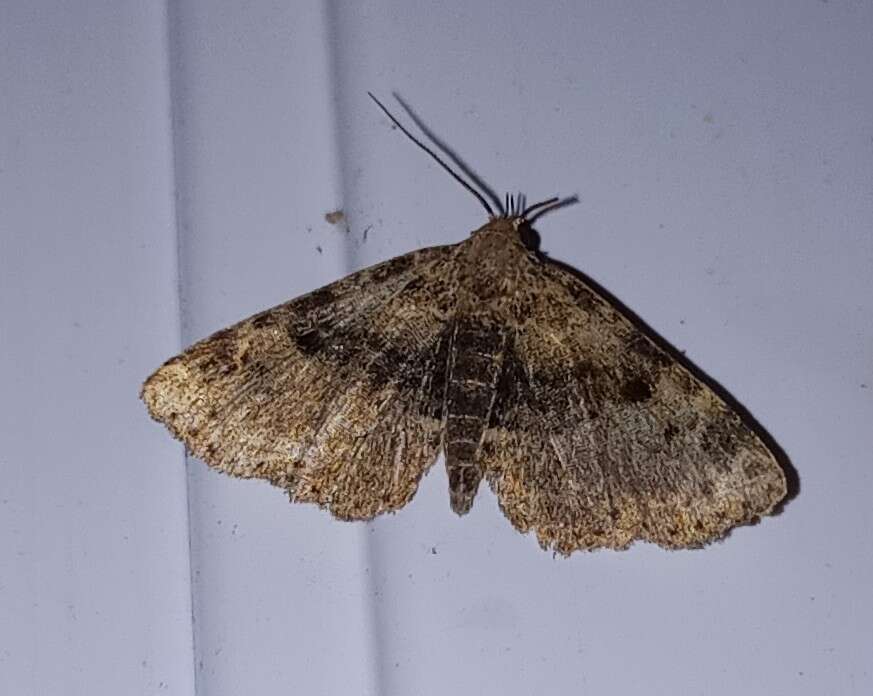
3, 2, 871, 694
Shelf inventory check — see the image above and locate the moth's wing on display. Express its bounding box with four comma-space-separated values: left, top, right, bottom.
142, 245, 458, 520
481, 256, 787, 553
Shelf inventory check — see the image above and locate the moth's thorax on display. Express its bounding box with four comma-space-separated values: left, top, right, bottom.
455, 218, 527, 309
470, 216, 523, 240
465, 217, 527, 264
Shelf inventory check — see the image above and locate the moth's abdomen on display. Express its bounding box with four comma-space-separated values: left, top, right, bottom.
444, 322, 507, 514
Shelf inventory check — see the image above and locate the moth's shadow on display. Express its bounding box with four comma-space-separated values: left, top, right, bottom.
527, 223, 799, 515
393, 93, 504, 214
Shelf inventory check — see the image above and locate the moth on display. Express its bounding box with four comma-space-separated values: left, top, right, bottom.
142, 94, 786, 554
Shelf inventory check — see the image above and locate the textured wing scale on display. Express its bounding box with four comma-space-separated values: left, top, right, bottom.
481, 256, 786, 553
142, 245, 458, 519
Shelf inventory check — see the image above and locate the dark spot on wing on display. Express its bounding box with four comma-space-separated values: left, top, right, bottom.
620, 377, 653, 403
295, 328, 324, 355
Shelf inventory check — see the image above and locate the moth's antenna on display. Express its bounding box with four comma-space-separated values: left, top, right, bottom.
522, 196, 560, 219
368, 92, 495, 217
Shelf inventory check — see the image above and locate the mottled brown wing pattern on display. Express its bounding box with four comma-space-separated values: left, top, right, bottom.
481, 255, 787, 554
142, 245, 459, 519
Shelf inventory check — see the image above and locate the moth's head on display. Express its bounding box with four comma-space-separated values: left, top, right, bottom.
471, 193, 562, 250
468, 215, 536, 253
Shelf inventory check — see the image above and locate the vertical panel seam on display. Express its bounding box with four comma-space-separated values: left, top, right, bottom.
161, 1, 198, 694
